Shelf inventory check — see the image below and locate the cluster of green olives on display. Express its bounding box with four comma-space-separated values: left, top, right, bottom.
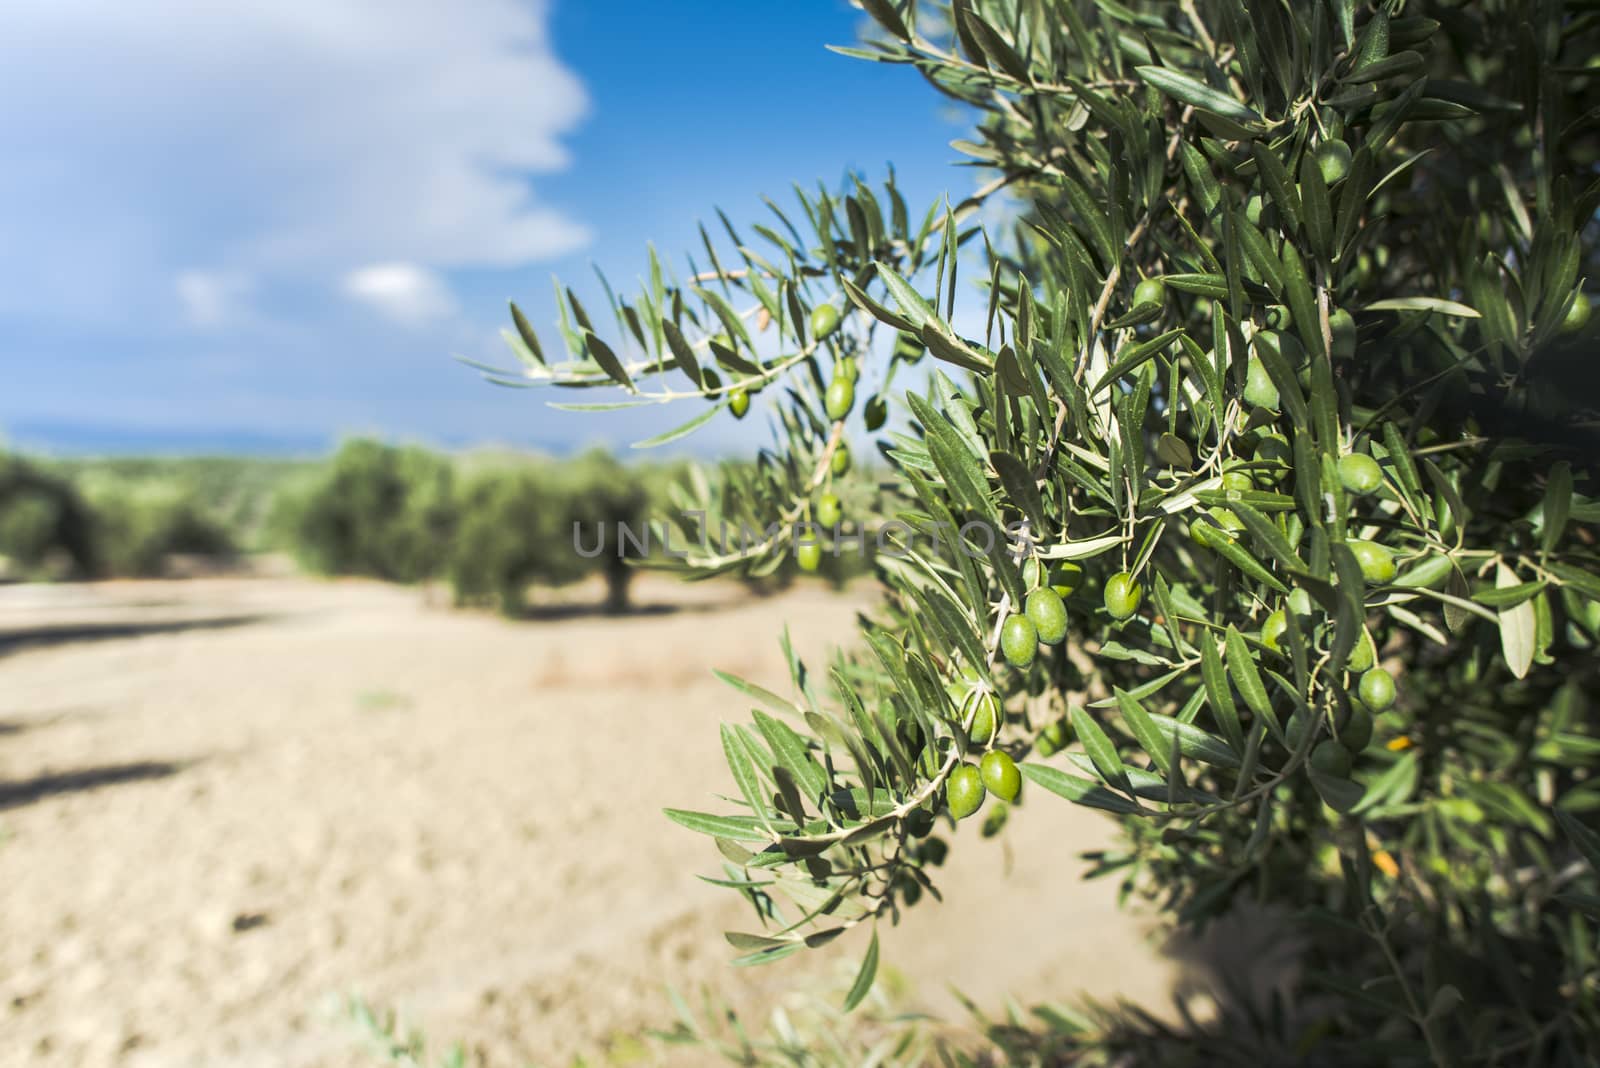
947, 750, 1021, 821
942, 665, 1021, 821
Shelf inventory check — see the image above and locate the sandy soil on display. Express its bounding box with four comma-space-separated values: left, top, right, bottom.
0, 575, 1176, 1067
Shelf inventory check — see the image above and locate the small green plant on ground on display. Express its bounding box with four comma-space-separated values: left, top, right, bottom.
476, 1, 1600, 1063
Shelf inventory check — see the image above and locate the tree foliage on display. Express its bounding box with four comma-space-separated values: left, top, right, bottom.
488, 1, 1600, 1061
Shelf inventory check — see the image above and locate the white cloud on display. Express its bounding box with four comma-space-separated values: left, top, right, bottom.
343, 262, 457, 326
0, 0, 589, 327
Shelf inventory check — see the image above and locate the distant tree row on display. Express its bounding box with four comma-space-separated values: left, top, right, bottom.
0, 440, 872, 614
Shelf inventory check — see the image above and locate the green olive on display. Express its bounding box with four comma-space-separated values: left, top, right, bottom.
796, 541, 823, 572
1347, 629, 1376, 673
729, 389, 750, 419
1328, 308, 1357, 358
1562, 293, 1592, 334
1245, 195, 1265, 225
1310, 739, 1352, 778
946, 764, 986, 820
1349, 539, 1397, 583
979, 750, 1022, 802
1244, 356, 1280, 410
1021, 557, 1046, 590
1262, 609, 1288, 652
1339, 701, 1374, 753
863, 394, 888, 431
1338, 453, 1383, 496
816, 493, 842, 529
1222, 470, 1255, 493
1001, 613, 1038, 668
1288, 588, 1313, 616
1036, 718, 1068, 757
1210, 507, 1245, 532
1265, 304, 1292, 330
837, 356, 859, 382
1133, 277, 1166, 308
824, 377, 855, 421
1358, 667, 1396, 710
831, 443, 852, 476
949, 683, 998, 743
1104, 571, 1143, 620
1254, 432, 1293, 468
810, 303, 841, 341
1315, 139, 1353, 185
1025, 587, 1068, 645
1049, 563, 1082, 598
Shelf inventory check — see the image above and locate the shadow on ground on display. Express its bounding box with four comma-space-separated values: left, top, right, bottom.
0, 760, 190, 811
0, 615, 267, 658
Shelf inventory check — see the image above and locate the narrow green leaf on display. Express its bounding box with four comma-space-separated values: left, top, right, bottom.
1226, 625, 1283, 742
584, 331, 634, 390
1201, 637, 1245, 754
632, 402, 723, 449
1019, 763, 1142, 815
1136, 65, 1265, 126
843, 930, 880, 1012
1069, 705, 1135, 799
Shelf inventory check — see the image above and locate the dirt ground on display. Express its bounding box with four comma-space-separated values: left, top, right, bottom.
0, 575, 1178, 1067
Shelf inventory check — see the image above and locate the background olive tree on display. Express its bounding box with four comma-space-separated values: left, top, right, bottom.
482, 1, 1598, 1062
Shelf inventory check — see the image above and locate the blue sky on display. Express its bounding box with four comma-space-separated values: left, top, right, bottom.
0, 1, 975, 456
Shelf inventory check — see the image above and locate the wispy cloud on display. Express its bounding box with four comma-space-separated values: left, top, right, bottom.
343, 263, 457, 326
0, 0, 590, 330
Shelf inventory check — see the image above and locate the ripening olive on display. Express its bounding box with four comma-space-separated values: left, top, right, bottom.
1349, 539, 1397, 583
1310, 739, 1353, 778
1104, 571, 1143, 620
816, 492, 842, 529
1328, 308, 1357, 358
1244, 356, 1280, 410
1026, 587, 1068, 645
947, 764, 986, 820
1339, 453, 1383, 496
824, 376, 855, 421
729, 389, 750, 419
1133, 277, 1166, 308
810, 303, 841, 341
1358, 667, 1396, 711
1001, 613, 1038, 668
979, 750, 1022, 802
831, 443, 852, 476
1315, 139, 1353, 185
1563, 294, 1592, 334
1262, 609, 1288, 652
796, 541, 823, 572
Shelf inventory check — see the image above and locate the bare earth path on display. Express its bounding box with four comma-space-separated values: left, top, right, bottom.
0, 577, 1175, 1067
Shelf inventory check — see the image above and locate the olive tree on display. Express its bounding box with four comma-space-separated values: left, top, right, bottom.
479, 1, 1598, 1061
